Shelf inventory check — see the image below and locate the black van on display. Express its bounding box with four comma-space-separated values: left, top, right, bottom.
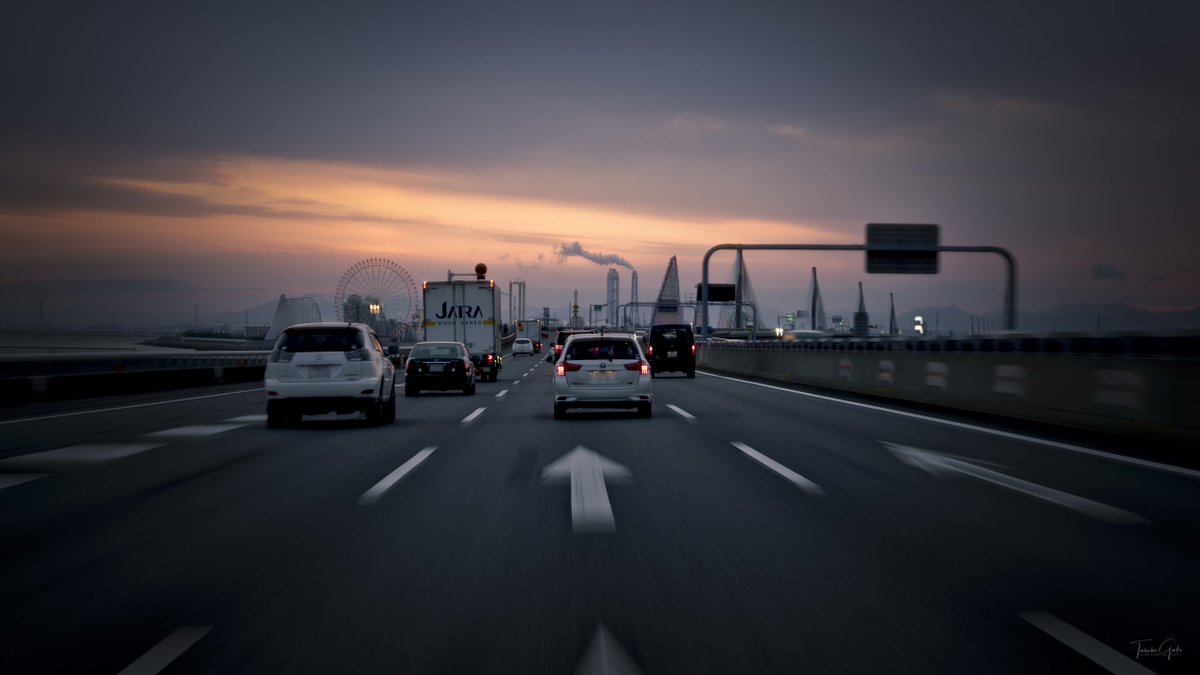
647, 323, 695, 378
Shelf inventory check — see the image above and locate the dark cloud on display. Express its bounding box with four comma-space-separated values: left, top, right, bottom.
1092, 264, 1125, 280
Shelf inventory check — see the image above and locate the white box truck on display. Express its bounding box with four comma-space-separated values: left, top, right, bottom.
422, 278, 504, 381
515, 318, 543, 353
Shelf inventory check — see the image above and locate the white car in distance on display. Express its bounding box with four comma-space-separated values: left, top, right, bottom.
553, 332, 652, 419
512, 338, 535, 356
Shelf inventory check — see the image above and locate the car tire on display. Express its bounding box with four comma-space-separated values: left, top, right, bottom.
266, 401, 285, 429
405, 383, 419, 397
381, 386, 397, 424
687, 368, 696, 378
553, 403, 566, 419
464, 380, 476, 395
284, 407, 302, 427
637, 403, 652, 418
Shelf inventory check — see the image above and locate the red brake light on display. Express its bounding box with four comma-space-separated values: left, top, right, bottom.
647, 345, 654, 356
692, 344, 696, 355
624, 361, 650, 375
557, 361, 582, 376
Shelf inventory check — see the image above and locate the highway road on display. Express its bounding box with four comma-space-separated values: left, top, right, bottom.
0, 356, 1195, 674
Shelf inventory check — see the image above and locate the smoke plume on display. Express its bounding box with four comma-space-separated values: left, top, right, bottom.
554, 241, 634, 270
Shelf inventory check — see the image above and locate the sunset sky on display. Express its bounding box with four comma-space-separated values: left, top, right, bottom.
2, 1, 1198, 327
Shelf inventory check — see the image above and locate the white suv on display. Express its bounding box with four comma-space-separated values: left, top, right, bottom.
553, 332, 652, 418
512, 338, 535, 356
265, 322, 397, 427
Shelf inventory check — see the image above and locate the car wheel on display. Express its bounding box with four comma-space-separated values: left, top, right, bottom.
266, 401, 285, 429
553, 403, 566, 419
687, 368, 696, 378
284, 406, 302, 427
382, 386, 397, 424
405, 383, 419, 397
638, 403, 652, 418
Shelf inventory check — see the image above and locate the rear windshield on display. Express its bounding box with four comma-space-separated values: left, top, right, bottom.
564, 339, 640, 360
276, 328, 363, 353
410, 344, 465, 359
652, 327, 693, 342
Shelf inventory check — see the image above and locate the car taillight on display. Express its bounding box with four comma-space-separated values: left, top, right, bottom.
557, 361, 582, 376
463, 359, 472, 372
345, 347, 371, 361
647, 345, 654, 356
486, 354, 494, 364
406, 360, 418, 375
623, 361, 650, 375
269, 349, 294, 363
692, 344, 696, 355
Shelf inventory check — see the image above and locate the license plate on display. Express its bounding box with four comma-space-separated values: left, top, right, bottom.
590, 370, 615, 380
429, 361, 449, 372
667, 350, 678, 358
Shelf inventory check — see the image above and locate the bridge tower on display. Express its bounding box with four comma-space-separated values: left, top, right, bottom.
650, 256, 683, 325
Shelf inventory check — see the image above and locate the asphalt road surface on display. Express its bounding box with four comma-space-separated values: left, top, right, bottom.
0, 357, 1195, 674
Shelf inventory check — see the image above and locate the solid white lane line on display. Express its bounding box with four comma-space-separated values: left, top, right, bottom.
461, 407, 486, 425
1019, 612, 1157, 675
495, 389, 509, 399
0, 443, 164, 469
226, 414, 267, 422
117, 625, 212, 675
702, 371, 1200, 480
0, 389, 265, 426
666, 404, 696, 422
0, 474, 48, 491
732, 442, 825, 495
941, 453, 1147, 524
144, 424, 246, 438
359, 447, 436, 506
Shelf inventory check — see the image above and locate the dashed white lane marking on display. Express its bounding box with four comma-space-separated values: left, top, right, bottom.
461, 407, 486, 426
495, 389, 509, 399
732, 442, 825, 495
144, 424, 246, 438
0, 474, 49, 491
701, 371, 1200, 480
1018, 612, 1157, 675
0, 389, 264, 426
117, 625, 212, 675
226, 414, 267, 422
0, 443, 164, 469
359, 447, 436, 506
513, 380, 521, 385
666, 404, 696, 422
522, 373, 528, 378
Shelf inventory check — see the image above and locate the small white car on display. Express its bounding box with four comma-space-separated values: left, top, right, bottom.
512, 338, 535, 356
264, 322, 397, 427
553, 332, 652, 418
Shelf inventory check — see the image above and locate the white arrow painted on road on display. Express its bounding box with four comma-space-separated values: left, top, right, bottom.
542, 446, 632, 533
882, 442, 1148, 524
573, 624, 644, 675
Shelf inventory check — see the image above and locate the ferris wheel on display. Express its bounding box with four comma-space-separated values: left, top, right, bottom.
334, 258, 419, 340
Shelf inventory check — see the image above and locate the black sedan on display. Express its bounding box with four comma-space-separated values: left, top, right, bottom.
404, 341, 476, 396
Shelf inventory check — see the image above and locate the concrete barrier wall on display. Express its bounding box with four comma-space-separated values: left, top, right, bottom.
697, 342, 1200, 443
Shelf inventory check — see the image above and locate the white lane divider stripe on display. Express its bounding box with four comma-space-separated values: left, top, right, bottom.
496, 389, 509, 399
1018, 612, 1157, 675
0, 474, 48, 491
701, 372, 1200, 480
666, 404, 696, 422
117, 625, 212, 675
145, 424, 246, 438
732, 442, 825, 495
359, 447, 436, 506
0, 443, 164, 469
461, 407, 486, 426
226, 414, 267, 422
